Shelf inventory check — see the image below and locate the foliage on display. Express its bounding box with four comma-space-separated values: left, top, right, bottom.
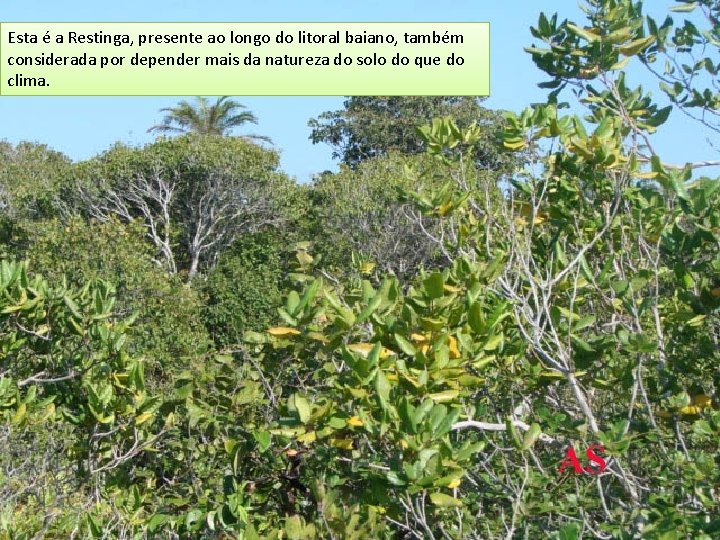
74, 134, 298, 280
24, 216, 210, 389
201, 232, 285, 347
308, 152, 445, 279
308, 96, 516, 171
0, 142, 73, 256
1, 1, 719, 537
0, 260, 163, 537
148, 96, 272, 142
0, 141, 72, 221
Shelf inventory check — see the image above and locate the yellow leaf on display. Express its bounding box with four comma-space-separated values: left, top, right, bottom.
360, 261, 376, 274
330, 438, 354, 450
448, 335, 461, 359
35, 324, 50, 336
347, 416, 364, 427
436, 201, 454, 216
307, 332, 328, 343
692, 394, 712, 409
443, 284, 462, 294
503, 139, 526, 150
267, 326, 300, 337
297, 431, 317, 444
347, 343, 374, 355
410, 333, 430, 343
296, 251, 314, 265
347, 343, 395, 358
387, 373, 398, 382
135, 411, 154, 425
12, 403, 27, 424
447, 478, 461, 489
679, 405, 702, 415
399, 439, 409, 449
429, 492, 462, 507
348, 387, 368, 399
44, 402, 56, 420
368, 505, 387, 515
428, 390, 459, 402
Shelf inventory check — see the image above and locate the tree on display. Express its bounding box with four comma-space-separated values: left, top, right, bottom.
0, 141, 72, 220
148, 96, 272, 143
75, 135, 297, 280
308, 96, 515, 170
25, 216, 210, 385
309, 151, 476, 280
201, 231, 285, 347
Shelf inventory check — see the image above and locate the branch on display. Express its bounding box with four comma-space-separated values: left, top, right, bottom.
636, 156, 720, 170
451, 419, 556, 443
17, 370, 79, 387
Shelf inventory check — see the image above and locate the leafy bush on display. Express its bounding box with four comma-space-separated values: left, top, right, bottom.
24, 216, 210, 389
202, 232, 285, 347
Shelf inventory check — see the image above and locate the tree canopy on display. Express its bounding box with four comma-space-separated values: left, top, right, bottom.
308, 96, 515, 171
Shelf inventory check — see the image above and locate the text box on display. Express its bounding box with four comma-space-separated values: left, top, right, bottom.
0, 22, 489, 96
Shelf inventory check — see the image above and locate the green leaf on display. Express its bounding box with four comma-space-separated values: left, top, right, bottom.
357, 293, 383, 323
63, 295, 82, 318
618, 36, 655, 56
468, 301, 483, 333
423, 271, 445, 300
375, 369, 391, 404
669, 2, 697, 12
645, 105, 672, 128
286, 291, 300, 315
429, 492, 463, 507
610, 56, 631, 70
297, 279, 320, 313
394, 333, 417, 355
559, 522, 579, 540
483, 334, 503, 351
290, 394, 311, 424
434, 406, 461, 437
506, 418, 522, 449
573, 315, 596, 332
522, 423, 542, 450
253, 430, 271, 452
413, 398, 435, 426
566, 23, 601, 42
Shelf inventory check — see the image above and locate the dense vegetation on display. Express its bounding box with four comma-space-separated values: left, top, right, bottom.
1, 1, 719, 538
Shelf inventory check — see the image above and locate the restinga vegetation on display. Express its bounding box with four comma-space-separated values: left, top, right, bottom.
0, 1, 718, 538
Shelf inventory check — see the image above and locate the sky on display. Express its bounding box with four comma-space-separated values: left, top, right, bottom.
0, 0, 717, 183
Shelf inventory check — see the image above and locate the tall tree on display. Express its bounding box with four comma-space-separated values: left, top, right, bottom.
308, 96, 514, 170
148, 96, 272, 142
75, 135, 295, 280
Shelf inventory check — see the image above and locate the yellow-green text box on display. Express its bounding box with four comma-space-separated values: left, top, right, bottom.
0, 22, 489, 96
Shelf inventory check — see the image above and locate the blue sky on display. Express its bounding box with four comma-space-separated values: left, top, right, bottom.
1, 0, 717, 182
